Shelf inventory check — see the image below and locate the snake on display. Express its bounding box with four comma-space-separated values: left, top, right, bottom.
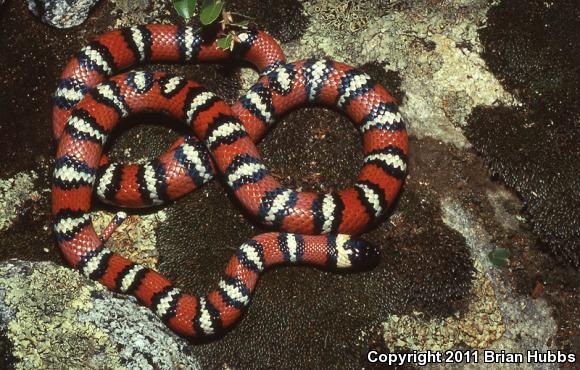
51, 25, 408, 337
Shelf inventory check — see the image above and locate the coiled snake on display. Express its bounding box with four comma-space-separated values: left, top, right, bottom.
51, 25, 408, 337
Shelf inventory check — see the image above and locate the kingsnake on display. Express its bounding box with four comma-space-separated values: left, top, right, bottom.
51, 25, 408, 338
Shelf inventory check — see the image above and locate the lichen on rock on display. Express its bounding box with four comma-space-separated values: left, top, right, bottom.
297, 0, 517, 148
0, 260, 200, 370
381, 198, 558, 367
92, 210, 167, 268
26, 0, 101, 29
109, 0, 172, 28
0, 260, 121, 369
0, 172, 40, 232
383, 260, 505, 351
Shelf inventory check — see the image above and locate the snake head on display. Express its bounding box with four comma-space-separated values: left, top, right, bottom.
335, 235, 380, 271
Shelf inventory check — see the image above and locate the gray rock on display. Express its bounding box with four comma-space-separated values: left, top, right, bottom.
0, 259, 201, 369
26, 0, 101, 28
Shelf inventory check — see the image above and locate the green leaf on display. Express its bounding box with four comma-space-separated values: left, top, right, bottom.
216, 34, 233, 50
200, 0, 224, 25
488, 248, 510, 268
173, 0, 197, 19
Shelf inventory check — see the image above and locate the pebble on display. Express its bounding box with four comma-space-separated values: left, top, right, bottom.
26, 0, 101, 29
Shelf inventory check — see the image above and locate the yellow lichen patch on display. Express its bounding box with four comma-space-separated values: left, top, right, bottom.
294, 0, 518, 150
303, 0, 384, 33
92, 210, 167, 269
0, 171, 40, 232
383, 260, 505, 351
0, 263, 124, 370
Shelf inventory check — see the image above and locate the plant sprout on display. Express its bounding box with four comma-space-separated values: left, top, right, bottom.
172, 0, 253, 50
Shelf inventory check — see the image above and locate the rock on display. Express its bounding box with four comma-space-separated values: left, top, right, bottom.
470, 0, 580, 267
0, 259, 200, 369
26, 0, 101, 29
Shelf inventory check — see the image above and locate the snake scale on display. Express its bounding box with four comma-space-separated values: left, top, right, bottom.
51, 25, 408, 338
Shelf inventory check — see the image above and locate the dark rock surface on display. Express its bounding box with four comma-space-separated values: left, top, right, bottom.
467, 0, 580, 267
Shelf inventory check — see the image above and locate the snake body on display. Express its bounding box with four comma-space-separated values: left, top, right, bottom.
52, 25, 408, 337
